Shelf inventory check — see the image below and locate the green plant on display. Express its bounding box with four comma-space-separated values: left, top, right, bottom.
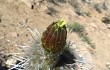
75, 8, 91, 17
68, 22, 95, 49
68, 22, 85, 33
82, 35, 95, 49
102, 16, 110, 24
94, 3, 102, 13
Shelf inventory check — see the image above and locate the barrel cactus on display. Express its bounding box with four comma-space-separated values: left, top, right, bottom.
41, 19, 67, 53
41, 19, 67, 68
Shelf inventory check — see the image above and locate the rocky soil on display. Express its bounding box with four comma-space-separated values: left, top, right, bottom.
0, 0, 110, 70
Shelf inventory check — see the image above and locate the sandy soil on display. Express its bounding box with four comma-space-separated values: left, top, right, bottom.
0, 0, 110, 70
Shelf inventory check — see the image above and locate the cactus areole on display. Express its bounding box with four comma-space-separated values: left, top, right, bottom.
41, 19, 67, 54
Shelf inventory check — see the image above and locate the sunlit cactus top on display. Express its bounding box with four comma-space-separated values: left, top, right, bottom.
41, 19, 67, 53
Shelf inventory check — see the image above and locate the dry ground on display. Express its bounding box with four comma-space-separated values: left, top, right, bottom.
0, 0, 110, 70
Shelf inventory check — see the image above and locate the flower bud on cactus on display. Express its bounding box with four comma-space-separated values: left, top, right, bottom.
41, 19, 67, 53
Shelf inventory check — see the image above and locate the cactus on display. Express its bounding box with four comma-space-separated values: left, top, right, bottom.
41, 19, 67, 68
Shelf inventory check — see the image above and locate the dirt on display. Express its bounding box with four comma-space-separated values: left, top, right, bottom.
0, 0, 110, 70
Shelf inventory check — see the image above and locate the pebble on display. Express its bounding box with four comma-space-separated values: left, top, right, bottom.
10, 32, 19, 37
90, 23, 97, 28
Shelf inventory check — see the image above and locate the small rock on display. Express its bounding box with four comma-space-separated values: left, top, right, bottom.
10, 32, 19, 37
90, 23, 97, 28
